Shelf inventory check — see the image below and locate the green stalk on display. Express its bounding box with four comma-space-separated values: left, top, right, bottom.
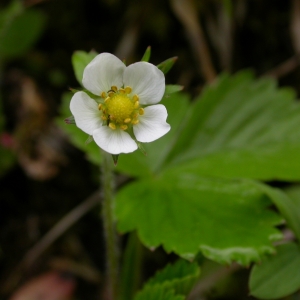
101, 150, 119, 299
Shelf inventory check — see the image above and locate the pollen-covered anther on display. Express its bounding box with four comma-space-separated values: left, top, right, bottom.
105, 97, 110, 103
124, 118, 131, 123
120, 124, 128, 130
111, 86, 118, 92
132, 119, 139, 125
101, 115, 107, 120
98, 103, 102, 110
109, 92, 115, 97
133, 94, 139, 102
101, 92, 107, 98
134, 101, 140, 109
119, 88, 126, 94
139, 108, 144, 115
109, 122, 116, 130
124, 86, 132, 94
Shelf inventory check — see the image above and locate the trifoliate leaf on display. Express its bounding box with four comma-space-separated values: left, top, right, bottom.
134, 285, 184, 300
71, 50, 98, 86
144, 259, 200, 296
115, 173, 282, 266
249, 242, 300, 299
164, 71, 300, 181
141, 46, 151, 62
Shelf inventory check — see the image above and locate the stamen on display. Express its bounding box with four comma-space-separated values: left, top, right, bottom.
119, 88, 125, 94
132, 119, 139, 125
111, 86, 118, 92
124, 118, 131, 123
124, 86, 132, 94
98, 103, 102, 110
101, 92, 107, 98
105, 97, 110, 103
120, 124, 128, 130
139, 108, 144, 115
108, 92, 115, 98
101, 115, 107, 120
109, 122, 116, 130
134, 101, 140, 109
133, 94, 139, 102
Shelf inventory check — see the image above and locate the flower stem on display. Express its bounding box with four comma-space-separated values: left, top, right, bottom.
101, 150, 119, 300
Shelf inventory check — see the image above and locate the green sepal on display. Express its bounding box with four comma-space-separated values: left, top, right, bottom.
64, 115, 75, 124
85, 135, 93, 144
137, 142, 147, 156
157, 57, 178, 74
164, 85, 184, 97
112, 154, 119, 165
69, 87, 80, 93
141, 46, 151, 62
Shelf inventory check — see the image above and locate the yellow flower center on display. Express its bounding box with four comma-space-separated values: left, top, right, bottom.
106, 94, 134, 124
98, 86, 144, 131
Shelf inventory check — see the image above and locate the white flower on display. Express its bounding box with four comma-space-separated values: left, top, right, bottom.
70, 53, 171, 155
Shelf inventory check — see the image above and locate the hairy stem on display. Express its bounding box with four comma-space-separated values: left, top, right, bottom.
101, 151, 119, 300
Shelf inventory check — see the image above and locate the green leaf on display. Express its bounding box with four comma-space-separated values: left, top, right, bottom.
115, 174, 282, 265
116, 92, 190, 177
0, 7, 46, 59
145, 259, 200, 296
71, 50, 98, 85
55, 92, 101, 164
249, 242, 300, 299
141, 46, 151, 62
157, 57, 178, 74
134, 285, 184, 300
164, 71, 300, 181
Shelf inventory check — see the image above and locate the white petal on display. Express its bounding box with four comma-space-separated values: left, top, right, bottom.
133, 104, 170, 142
93, 127, 137, 154
70, 91, 102, 135
82, 53, 125, 96
123, 62, 165, 105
